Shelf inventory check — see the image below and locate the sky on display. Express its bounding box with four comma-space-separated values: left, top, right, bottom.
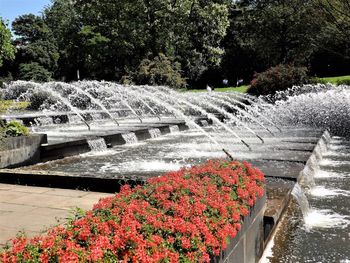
0, 0, 51, 27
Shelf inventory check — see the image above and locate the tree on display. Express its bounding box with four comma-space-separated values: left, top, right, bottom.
12, 14, 58, 80
44, 0, 83, 80
69, 0, 230, 82
18, 62, 52, 82
12, 14, 50, 43
0, 18, 16, 67
307, 0, 350, 76
123, 53, 186, 89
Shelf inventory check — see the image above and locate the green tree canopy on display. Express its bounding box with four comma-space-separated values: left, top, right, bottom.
12, 14, 58, 80
0, 18, 16, 67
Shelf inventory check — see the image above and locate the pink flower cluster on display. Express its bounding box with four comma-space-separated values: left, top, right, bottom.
0, 160, 265, 262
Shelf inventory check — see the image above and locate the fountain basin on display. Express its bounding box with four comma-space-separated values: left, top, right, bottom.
0, 134, 47, 169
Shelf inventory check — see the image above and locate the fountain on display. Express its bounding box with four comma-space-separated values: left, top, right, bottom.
1, 81, 350, 262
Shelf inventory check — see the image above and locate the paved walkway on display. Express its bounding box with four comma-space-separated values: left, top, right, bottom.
0, 183, 113, 246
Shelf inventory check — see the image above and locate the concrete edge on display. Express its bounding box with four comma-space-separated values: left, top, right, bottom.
40, 122, 189, 162
261, 129, 331, 255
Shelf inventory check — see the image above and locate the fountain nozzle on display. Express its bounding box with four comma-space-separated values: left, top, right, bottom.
241, 140, 252, 151
256, 134, 265, 144
276, 126, 283, 133
83, 120, 91, 131
223, 148, 234, 161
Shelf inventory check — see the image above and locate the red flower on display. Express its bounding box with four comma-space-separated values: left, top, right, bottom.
0, 160, 265, 263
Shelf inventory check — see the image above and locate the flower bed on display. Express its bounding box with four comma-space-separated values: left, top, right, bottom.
0, 160, 265, 262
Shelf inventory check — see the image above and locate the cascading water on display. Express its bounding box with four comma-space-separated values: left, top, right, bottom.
122, 133, 139, 144
87, 138, 108, 152
291, 183, 310, 217
263, 137, 350, 262
170, 125, 180, 133
200, 120, 209, 126
149, 128, 162, 138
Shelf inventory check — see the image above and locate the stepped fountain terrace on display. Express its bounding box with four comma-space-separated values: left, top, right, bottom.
0, 81, 349, 262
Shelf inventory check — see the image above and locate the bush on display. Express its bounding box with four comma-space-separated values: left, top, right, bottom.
247, 64, 310, 96
0, 160, 265, 262
336, 79, 350, 86
123, 54, 187, 89
26, 91, 55, 110
18, 62, 52, 82
2, 120, 29, 137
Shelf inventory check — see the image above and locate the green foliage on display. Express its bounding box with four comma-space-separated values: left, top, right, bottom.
0, 100, 30, 113
26, 91, 54, 110
0, 18, 16, 67
65, 0, 230, 81
248, 64, 310, 96
18, 62, 52, 82
125, 54, 187, 89
12, 14, 50, 43
226, 0, 321, 66
3, 0, 350, 83
1, 120, 29, 137
12, 14, 58, 79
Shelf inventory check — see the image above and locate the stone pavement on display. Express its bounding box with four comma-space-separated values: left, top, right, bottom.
0, 183, 113, 246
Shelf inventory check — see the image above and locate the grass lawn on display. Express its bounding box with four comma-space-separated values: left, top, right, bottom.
184, 85, 249, 93
319, 75, 350, 84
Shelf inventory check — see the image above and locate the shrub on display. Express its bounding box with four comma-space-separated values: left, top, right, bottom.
0, 160, 265, 263
0, 101, 30, 112
336, 79, 350, 86
123, 54, 187, 89
2, 120, 29, 137
247, 64, 310, 96
26, 91, 55, 110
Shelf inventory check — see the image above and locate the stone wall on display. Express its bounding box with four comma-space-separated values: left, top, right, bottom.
0, 134, 47, 168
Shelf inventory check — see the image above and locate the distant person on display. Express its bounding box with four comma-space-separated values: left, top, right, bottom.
236, 79, 244, 86
206, 84, 212, 92
223, 79, 229, 86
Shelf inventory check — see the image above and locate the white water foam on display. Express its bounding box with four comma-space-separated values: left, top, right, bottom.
314, 170, 349, 179
136, 160, 184, 171
165, 149, 225, 159
100, 163, 121, 173
319, 159, 350, 166
304, 209, 350, 230
325, 150, 350, 157
81, 149, 127, 158
309, 186, 350, 198
100, 160, 186, 173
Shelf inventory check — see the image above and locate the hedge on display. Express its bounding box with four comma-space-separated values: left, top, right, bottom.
0, 160, 265, 263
